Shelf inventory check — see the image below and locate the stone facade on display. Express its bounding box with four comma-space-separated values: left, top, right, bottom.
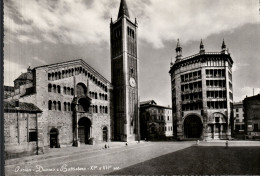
140, 100, 173, 140
169, 40, 234, 140
244, 94, 260, 139
6, 59, 113, 148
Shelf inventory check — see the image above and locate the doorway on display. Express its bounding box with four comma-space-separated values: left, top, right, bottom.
78, 117, 91, 144
184, 115, 203, 138
103, 127, 108, 142
50, 128, 59, 148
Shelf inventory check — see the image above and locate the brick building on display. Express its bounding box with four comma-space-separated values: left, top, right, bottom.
4, 100, 43, 159
110, 0, 140, 141
244, 94, 260, 139
169, 39, 234, 140
140, 100, 173, 140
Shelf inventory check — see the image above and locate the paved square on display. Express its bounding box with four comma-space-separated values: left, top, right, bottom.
5, 141, 260, 175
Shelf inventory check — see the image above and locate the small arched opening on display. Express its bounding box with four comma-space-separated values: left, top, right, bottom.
50, 128, 59, 148
103, 127, 108, 142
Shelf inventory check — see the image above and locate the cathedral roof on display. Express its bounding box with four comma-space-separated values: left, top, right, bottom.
34, 59, 112, 86
118, 0, 130, 19
14, 72, 33, 81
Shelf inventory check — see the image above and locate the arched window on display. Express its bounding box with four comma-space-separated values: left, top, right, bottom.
95, 93, 97, 99
100, 106, 102, 113
58, 72, 61, 79
64, 87, 67, 94
54, 72, 57, 80
48, 84, 52, 92
72, 69, 74, 76
67, 87, 70, 95
105, 95, 108, 101
58, 101, 61, 111
53, 85, 56, 93
68, 102, 71, 111
62, 70, 65, 78
105, 107, 108, 114
76, 83, 87, 97
51, 73, 54, 81
64, 102, 67, 111
71, 88, 74, 95
48, 100, 52, 110
53, 101, 57, 110
57, 86, 61, 93
48, 73, 51, 81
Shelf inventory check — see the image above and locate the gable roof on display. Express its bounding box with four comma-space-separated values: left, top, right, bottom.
34, 59, 112, 86
140, 100, 157, 106
4, 100, 42, 113
14, 72, 33, 81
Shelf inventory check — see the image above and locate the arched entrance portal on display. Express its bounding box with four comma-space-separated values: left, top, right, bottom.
184, 115, 203, 138
103, 127, 108, 142
50, 128, 59, 148
78, 117, 91, 144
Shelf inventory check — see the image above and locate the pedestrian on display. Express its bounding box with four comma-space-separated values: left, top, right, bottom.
225, 140, 228, 148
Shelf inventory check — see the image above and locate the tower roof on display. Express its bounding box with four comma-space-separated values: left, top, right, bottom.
176, 39, 182, 52
222, 39, 226, 49
200, 39, 204, 49
118, 0, 130, 19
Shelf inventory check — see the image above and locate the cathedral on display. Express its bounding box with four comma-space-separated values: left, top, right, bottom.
4, 0, 140, 158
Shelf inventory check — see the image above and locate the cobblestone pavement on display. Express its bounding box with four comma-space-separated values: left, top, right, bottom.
4, 141, 260, 175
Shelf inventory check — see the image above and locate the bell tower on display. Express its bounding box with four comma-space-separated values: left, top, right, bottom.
110, 0, 139, 142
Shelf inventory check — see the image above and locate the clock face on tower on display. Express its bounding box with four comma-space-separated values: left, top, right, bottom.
129, 77, 136, 88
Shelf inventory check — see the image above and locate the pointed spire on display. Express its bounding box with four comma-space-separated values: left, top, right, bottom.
221, 39, 229, 54
118, 0, 130, 19
221, 39, 226, 50
200, 39, 205, 54
175, 39, 182, 60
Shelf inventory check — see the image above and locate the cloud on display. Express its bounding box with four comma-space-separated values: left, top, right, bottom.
131, 0, 258, 48
4, 0, 118, 45
4, 0, 258, 48
235, 87, 260, 102
4, 59, 27, 86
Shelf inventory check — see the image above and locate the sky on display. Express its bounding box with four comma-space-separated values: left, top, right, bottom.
4, 0, 260, 106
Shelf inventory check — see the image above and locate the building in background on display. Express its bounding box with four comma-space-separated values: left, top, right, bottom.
244, 94, 260, 139
4, 100, 43, 159
233, 102, 245, 136
140, 100, 173, 140
169, 39, 234, 140
4, 86, 14, 99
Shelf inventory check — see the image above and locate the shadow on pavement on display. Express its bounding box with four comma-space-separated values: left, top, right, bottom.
107, 146, 260, 175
